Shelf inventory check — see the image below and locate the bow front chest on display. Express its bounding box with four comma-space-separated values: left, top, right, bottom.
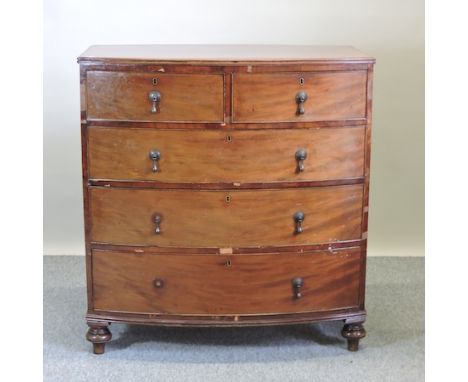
78, 45, 375, 354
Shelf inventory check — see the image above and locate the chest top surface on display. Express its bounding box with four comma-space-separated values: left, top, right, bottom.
78, 44, 375, 63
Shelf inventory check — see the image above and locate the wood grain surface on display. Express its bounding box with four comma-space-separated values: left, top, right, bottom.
86, 308, 367, 327
92, 248, 362, 314
88, 126, 365, 183
89, 185, 363, 247
78, 45, 375, 63
86, 71, 224, 122
78, 47, 375, 344
232, 71, 367, 122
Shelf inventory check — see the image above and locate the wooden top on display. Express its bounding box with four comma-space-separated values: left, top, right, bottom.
78, 44, 375, 64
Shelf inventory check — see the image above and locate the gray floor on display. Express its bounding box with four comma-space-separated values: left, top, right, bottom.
44, 256, 424, 382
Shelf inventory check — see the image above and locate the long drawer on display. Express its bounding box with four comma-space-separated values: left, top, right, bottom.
86, 72, 224, 122
92, 248, 362, 314
89, 185, 363, 247
232, 71, 367, 122
88, 127, 365, 183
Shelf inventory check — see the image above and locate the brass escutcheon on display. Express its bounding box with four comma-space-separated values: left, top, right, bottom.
225, 259, 232, 267
299, 77, 305, 85
152, 78, 158, 85
225, 194, 231, 203
226, 135, 232, 142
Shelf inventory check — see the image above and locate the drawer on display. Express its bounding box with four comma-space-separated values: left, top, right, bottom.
86, 72, 224, 122
92, 248, 362, 314
89, 185, 363, 247
232, 71, 367, 122
88, 127, 365, 183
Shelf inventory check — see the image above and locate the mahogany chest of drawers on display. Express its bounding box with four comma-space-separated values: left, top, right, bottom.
78, 45, 375, 354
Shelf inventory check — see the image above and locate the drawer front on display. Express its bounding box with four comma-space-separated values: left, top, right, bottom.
232, 71, 367, 122
90, 185, 363, 247
92, 248, 361, 314
88, 127, 365, 183
86, 71, 224, 122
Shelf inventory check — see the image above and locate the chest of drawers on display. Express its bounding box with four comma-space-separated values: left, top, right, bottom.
78, 45, 375, 354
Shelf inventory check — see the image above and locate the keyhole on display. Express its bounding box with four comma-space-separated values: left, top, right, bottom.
226, 135, 232, 142
299, 77, 305, 85
225, 259, 232, 267
225, 195, 231, 203
152, 78, 158, 85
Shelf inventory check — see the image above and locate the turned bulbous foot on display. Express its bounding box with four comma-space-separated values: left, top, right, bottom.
86, 324, 112, 354
341, 322, 366, 351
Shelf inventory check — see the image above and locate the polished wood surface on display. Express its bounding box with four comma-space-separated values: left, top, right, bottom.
87, 309, 367, 327
79, 45, 374, 353
86, 71, 224, 122
92, 248, 361, 314
88, 178, 364, 191
90, 185, 363, 247
86, 120, 368, 129
89, 240, 364, 255
233, 71, 367, 122
78, 44, 375, 63
88, 127, 365, 183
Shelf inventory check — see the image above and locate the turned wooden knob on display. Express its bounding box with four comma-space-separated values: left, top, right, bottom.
149, 149, 161, 173
292, 277, 304, 299
295, 149, 307, 172
295, 91, 308, 115
294, 211, 305, 234
148, 90, 161, 113
153, 214, 162, 234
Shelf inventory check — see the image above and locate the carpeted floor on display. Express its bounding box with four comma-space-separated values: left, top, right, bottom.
43, 256, 424, 382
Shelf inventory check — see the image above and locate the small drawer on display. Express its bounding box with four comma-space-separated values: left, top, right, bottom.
232, 71, 367, 122
89, 185, 363, 247
88, 126, 365, 183
92, 248, 362, 314
86, 71, 224, 122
